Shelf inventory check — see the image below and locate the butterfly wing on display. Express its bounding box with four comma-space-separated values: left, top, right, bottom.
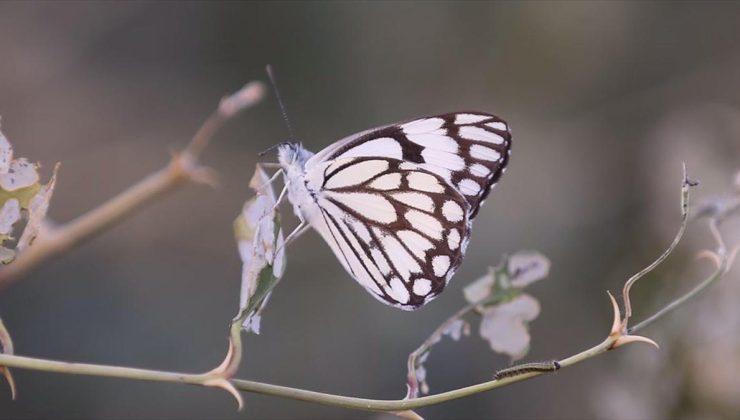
300, 112, 511, 309
307, 112, 512, 218
303, 157, 472, 309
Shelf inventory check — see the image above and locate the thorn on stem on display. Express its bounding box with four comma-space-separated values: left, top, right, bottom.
0, 319, 16, 400
392, 409, 425, 420
606, 291, 659, 350
0, 367, 16, 400
204, 377, 244, 411
607, 291, 623, 337
202, 336, 243, 410
696, 250, 722, 269
613, 334, 659, 349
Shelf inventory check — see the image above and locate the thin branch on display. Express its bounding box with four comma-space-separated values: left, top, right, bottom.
405, 279, 518, 398
0, 333, 614, 413
621, 163, 695, 319
0, 354, 211, 385
0, 170, 737, 414
0, 81, 266, 289
406, 301, 476, 397
629, 219, 733, 333
627, 169, 738, 333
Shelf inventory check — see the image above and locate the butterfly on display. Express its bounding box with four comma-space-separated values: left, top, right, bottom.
273, 112, 511, 310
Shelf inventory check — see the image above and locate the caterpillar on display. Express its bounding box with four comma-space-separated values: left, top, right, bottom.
493, 360, 561, 380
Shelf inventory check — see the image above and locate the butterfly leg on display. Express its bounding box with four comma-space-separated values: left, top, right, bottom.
257, 168, 284, 193
272, 182, 289, 212
275, 218, 310, 255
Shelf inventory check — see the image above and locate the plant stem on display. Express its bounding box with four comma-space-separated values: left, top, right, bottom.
0, 164, 186, 286
0, 81, 265, 289
0, 196, 735, 413
0, 334, 617, 413
232, 339, 617, 411
621, 164, 693, 320
629, 219, 730, 333
0, 354, 209, 386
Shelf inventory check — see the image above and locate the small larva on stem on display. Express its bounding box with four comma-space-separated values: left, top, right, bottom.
493, 360, 561, 380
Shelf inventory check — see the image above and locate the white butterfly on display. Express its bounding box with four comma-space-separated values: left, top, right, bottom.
271, 112, 511, 310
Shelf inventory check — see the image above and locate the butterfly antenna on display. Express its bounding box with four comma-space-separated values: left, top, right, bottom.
266, 64, 296, 142
257, 141, 291, 157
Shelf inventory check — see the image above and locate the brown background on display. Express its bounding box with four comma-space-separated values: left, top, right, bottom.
1, 2, 739, 419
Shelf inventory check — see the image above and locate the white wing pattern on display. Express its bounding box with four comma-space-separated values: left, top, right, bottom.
280, 112, 511, 310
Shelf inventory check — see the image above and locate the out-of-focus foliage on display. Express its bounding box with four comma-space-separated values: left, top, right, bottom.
2, 2, 740, 419
407, 251, 550, 398
594, 170, 740, 420
465, 251, 550, 361
478, 294, 540, 362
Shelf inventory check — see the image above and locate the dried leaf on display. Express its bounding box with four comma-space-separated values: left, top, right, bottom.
0, 126, 12, 174
235, 165, 285, 334
0, 248, 15, 265
441, 318, 470, 341
463, 271, 494, 303
0, 126, 58, 261
410, 250, 551, 398
16, 164, 58, 251
0, 198, 20, 237
0, 159, 39, 192
694, 195, 740, 221
463, 251, 550, 304
0, 127, 42, 206
406, 316, 472, 399
408, 351, 430, 398
508, 251, 550, 288
0, 198, 21, 264
479, 294, 541, 361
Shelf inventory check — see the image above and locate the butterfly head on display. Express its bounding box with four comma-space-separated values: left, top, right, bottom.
277, 142, 313, 172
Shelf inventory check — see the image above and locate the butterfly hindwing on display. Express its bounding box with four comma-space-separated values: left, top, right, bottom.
309, 112, 511, 218
305, 157, 471, 309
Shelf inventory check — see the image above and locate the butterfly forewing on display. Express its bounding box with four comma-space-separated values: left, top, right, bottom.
310, 112, 511, 218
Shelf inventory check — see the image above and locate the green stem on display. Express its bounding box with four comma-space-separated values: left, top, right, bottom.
0, 354, 209, 386
0, 82, 265, 290
0, 334, 617, 413
233, 336, 617, 412
629, 220, 730, 333
621, 165, 693, 320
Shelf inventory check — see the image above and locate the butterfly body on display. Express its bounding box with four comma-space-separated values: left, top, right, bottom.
276, 112, 511, 310
278, 143, 318, 223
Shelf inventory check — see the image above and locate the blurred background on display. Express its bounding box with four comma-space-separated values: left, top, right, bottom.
1, 2, 739, 419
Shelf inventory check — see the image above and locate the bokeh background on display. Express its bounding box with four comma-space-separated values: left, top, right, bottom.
1, 2, 740, 419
